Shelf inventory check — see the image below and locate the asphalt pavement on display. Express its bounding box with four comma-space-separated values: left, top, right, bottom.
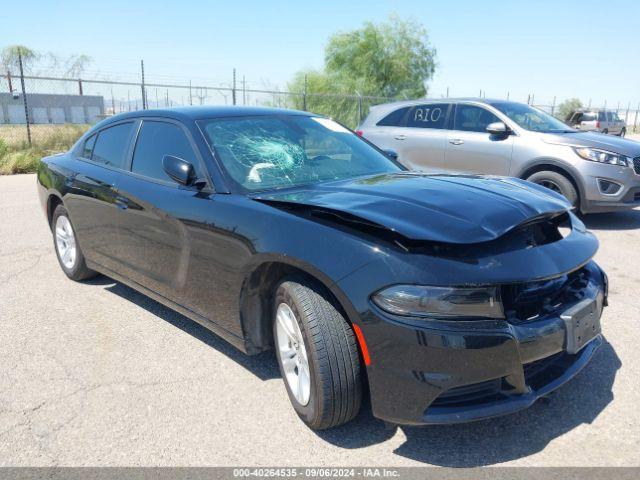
1, 173, 639, 466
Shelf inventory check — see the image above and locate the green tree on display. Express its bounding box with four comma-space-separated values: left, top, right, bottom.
556, 98, 583, 121
288, 15, 437, 127
1, 45, 38, 73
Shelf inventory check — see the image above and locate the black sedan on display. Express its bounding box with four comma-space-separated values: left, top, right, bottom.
37, 106, 606, 429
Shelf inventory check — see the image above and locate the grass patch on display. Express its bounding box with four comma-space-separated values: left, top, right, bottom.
0, 124, 89, 175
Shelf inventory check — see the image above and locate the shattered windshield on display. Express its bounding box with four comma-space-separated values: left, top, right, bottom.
200, 115, 401, 192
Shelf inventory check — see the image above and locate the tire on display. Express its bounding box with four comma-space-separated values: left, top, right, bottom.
51, 205, 97, 281
273, 277, 362, 430
526, 170, 579, 209
620, 128, 626, 138
602, 129, 608, 135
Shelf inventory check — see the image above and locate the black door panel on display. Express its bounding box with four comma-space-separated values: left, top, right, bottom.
64, 162, 122, 272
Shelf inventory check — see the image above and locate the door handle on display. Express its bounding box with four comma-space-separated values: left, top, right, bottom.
394, 134, 407, 140
449, 138, 464, 145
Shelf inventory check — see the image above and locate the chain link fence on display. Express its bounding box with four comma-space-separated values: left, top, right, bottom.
2, 65, 640, 173
0, 69, 394, 156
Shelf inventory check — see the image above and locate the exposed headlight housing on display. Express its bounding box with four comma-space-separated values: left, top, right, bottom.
573, 147, 631, 167
372, 285, 504, 319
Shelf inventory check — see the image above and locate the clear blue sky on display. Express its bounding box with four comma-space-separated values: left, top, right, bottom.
4, 0, 640, 106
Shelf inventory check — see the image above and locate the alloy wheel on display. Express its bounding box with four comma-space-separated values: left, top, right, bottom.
55, 215, 77, 270
275, 302, 311, 406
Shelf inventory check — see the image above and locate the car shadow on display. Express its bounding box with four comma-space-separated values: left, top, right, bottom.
317, 339, 620, 466
86, 276, 280, 381
582, 209, 640, 230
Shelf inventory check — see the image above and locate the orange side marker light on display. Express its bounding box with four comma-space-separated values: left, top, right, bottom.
352, 324, 371, 366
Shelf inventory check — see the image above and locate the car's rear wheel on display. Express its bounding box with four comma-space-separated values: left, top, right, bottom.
602, 129, 609, 135
273, 277, 362, 430
52, 205, 97, 281
620, 128, 626, 138
526, 170, 579, 209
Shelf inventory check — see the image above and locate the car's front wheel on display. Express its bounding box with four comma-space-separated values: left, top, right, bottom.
273, 278, 362, 430
526, 170, 579, 209
52, 205, 97, 281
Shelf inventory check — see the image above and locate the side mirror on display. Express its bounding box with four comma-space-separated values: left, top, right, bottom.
163, 155, 196, 186
384, 149, 399, 161
486, 122, 509, 135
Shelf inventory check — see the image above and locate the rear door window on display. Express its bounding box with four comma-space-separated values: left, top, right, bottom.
131, 120, 198, 182
376, 107, 410, 127
453, 105, 501, 132
406, 104, 449, 129
81, 134, 96, 159
91, 123, 135, 168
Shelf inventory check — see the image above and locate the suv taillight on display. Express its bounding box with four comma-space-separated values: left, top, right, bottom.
596, 121, 600, 129
355, 130, 363, 137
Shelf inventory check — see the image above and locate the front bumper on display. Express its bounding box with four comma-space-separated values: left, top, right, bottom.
354, 262, 606, 426
579, 160, 640, 213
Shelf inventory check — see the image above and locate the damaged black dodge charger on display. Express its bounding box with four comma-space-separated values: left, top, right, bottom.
37, 107, 607, 429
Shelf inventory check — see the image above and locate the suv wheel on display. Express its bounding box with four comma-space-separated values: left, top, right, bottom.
273, 277, 362, 430
620, 128, 626, 138
52, 205, 97, 281
602, 128, 609, 134
526, 171, 579, 209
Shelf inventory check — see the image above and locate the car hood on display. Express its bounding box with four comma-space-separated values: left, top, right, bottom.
542, 131, 640, 156
253, 172, 572, 244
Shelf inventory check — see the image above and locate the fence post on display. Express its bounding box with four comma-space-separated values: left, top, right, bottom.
140, 60, 147, 110
625, 102, 630, 129
302, 74, 308, 111
78, 79, 83, 95
232, 68, 237, 106
551, 96, 556, 116
356, 91, 363, 125
6, 70, 13, 93
17, 53, 31, 147
634, 103, 639, 133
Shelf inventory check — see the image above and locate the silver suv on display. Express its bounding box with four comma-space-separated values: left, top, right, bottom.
566, 109, 626, 137
358, 99, 640, 213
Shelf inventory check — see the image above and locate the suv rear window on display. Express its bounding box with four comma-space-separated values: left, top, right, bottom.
406, 104, 449, 129
91, 122, 135, 168
376, 107, 410, 127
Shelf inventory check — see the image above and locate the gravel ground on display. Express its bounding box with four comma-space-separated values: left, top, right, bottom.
0, 173, 639, 467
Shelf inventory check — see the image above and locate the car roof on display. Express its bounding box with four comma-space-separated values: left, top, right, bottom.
360, 97, 510, 126
99, 105, 313, 125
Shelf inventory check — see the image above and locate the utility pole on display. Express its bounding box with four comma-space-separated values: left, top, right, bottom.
303, 74, 308, 110
242, 75, 246, 105
18, 52, 31, 146
232, 68, 237, 106
140, 60, 147, 110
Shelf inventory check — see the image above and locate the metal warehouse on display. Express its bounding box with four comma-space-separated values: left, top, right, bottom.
0, 93, 104, 124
